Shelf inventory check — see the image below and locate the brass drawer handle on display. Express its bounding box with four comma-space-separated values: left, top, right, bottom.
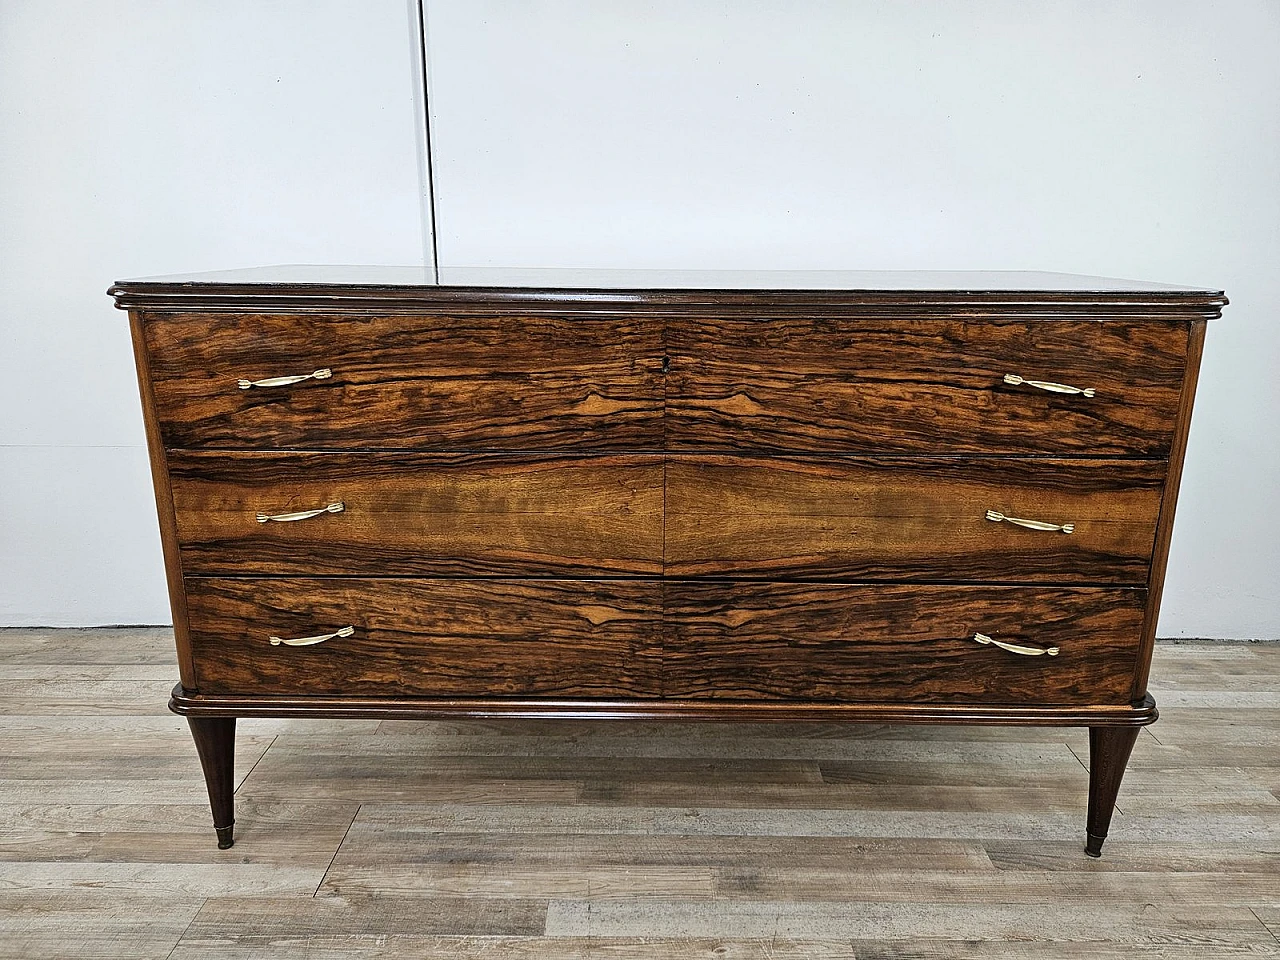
974, 632, 1059, 657
237, 368, 332, 390
256, 501, 345, 524
269, 625, 354, 647
985, 509, 1075, 534
1003, 373, 1095, 398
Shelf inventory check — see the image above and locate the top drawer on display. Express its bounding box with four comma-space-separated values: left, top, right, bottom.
142, 312, 664, 450
142, 311, 1191, 455
667, 318, 1190, 456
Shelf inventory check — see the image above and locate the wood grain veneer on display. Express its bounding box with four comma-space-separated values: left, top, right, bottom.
126, 310, 196, 689
186, 578, 664, 699
667, 318, 1189, 455
170, 452, 1161, 582
1131, 320, 1208, 701
662, 582, 1145, 704
170, 452, 663, 577
143, 312, 663, 450
112, 268, 1223, 856
665, 456, 1164, 583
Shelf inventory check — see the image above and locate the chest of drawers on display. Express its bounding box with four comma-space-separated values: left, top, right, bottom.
111, 267, 1224, 856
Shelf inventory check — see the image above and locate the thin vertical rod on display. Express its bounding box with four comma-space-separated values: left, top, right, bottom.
408, 0, 440, 277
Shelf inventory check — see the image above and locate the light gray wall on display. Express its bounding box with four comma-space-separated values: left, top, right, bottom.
0, 0, 426, 624
2, 1, 1277, 638
423, 0, 1280, 640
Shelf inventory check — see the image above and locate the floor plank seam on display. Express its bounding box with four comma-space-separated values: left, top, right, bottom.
312, 803, 361, 898
1065, 736, 1137, 818
1252, 906, 1280, 946
1067, 740, 1090, 775
233, 733, 277, 796
162, 895, 208, 960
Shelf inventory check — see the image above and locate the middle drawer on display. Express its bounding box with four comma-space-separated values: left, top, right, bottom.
171, 453, 1163, 583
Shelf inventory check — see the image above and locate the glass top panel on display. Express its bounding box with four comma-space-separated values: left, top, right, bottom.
120, 264, 1218, 294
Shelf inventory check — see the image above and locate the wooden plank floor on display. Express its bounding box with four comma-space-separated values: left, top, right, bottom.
0, 630, 1277, 959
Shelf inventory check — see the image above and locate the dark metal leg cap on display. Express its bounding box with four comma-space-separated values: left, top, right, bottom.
215, 823, 235, 850
1084, 832, 1105, 858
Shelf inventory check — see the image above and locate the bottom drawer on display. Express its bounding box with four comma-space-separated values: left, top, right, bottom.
185, 578, 663, 698
185, 579, 1145, 706
663, 583, 1146, 705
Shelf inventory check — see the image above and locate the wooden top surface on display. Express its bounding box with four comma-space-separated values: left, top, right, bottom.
109, 265, 1226, 315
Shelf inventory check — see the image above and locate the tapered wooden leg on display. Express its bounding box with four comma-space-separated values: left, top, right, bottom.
187, 716, 236, 849
1085, 725, 1141, 858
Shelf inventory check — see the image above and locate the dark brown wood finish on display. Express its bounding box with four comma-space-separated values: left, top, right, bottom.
666, 456, 1164, 583
1131, 320, 1208, 701
1085, 725, 1143, 857
171, 452, 1162, 582
663, 583, 1146, 704
667, 318, 1190, 455
184, 577, 1145, 704
112, 268, 1221, 855
170, 452, 663, 577
109, 267, 1227, 319
186, 716, 236, 849
142, 312, 664, 450
168, 684, 1158, 726
138, 309, 1199, 456
127, 311, 196, 689
184, 578, 664, 698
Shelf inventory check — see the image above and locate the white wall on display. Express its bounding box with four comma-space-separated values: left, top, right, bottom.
424, 0, 1280, 639
2, 2, 1277, 638
0, 0, 427, 624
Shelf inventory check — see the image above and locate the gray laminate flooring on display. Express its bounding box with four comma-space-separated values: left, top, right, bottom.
1, 629, 1277, 958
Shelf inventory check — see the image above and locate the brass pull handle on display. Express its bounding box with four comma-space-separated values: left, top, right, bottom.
985, 509, 1074, 534
256, 501, 345, 524
237, 368, 332, 390
974, 632, 1059, 657
1003, 373, 1095, 398
269, 625, 354, 647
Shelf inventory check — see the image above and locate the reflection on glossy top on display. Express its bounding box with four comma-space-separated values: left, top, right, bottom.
118, 263, 1219, 294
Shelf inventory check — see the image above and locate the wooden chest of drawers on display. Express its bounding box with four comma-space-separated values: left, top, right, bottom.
111, 266, 1224, 856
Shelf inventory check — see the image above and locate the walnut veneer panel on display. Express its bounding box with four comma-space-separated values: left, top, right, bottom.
171, 453, 1159, 583
663, 583, 1146, 705
186, 578, 663, 698
667, 318, 1188, 454
665, 456, 1164, 583
170, 453, 663, 577
143, 312, 664, 450
186, 578, 1145, 706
